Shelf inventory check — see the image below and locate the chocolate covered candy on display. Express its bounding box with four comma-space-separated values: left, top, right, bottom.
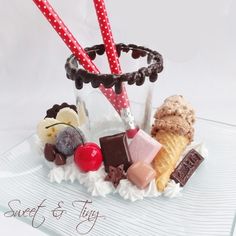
170, 149, 204, 186
127, 162, 156, 189
99, 132, 132, 172
129, 129, 162, 164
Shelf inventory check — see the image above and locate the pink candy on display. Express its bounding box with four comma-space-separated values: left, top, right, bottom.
129, 129, 162, 164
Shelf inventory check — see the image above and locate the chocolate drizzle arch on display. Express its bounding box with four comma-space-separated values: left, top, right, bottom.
65, 43, 163, 94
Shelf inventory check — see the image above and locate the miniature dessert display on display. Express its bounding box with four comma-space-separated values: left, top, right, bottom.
35, 97, 206, 201
32, 0, 207, 201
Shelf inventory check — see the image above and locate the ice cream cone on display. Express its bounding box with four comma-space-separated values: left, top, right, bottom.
151, 95, 195, 191
152, 130, 189, 191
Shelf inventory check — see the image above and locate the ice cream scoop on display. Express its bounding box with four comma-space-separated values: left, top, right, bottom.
154, 95, 195, 126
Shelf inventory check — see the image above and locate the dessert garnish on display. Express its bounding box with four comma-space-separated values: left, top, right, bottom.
99, 133, 132, 172
66, 43, 163, 94
152, 95, 196, 191
56, 127, 85, 156
129, 129, 162, 164
37, 118, 66, 144
127, 162, 156, 189
44, 143, 57, 162
45, 102, 77, 119
74, 142, 103, 172
104, 165, 126, 188
56, 107, 80, 127
46, 122, 103, 172
54, 153, 66, 166
170, 149, 204, 186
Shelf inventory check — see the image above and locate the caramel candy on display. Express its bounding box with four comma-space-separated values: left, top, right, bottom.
127, 162, 156, 189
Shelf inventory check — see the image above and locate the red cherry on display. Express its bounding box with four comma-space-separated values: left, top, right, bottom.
74, 143, 103, 172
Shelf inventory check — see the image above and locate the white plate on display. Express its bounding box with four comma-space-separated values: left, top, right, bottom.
0, 118, 236, 236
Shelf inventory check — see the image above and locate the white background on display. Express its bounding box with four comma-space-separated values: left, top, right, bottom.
0, 0, 236, 235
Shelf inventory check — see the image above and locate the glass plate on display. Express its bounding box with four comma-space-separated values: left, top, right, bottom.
0, 118, 236, 236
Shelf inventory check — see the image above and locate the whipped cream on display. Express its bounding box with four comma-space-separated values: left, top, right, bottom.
87, 179, 114, 197
47, 142, 208, 201
48, 165, 65, 184
116, 179, 145, 201
163, 180, 183, 198
193, 143, 208, 158
144, 180, 162, 198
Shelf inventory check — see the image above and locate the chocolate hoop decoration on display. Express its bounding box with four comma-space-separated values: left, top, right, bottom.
65, 43, 164, 94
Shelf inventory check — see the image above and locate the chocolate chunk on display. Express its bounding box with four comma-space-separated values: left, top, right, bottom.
127, 73, 135, 85
75, 77, 83, 89
147, 53, 153, 64
91, 78, 101, 88
99, 132, 132, 172
114, 81, 122, 94
140, 50, 147, 57
131, 49, 141, 59
170, 149, 204, 186
96, 45, 105, 55
102, 76, 116, 88
157, 65, 164, 73
122, 46, 130, 53
54, 153, 66, 166
149, 72, 158, 82
44, 143, 57, 162
88, 51, 96, 60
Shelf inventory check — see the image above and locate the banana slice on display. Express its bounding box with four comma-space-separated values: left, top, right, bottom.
37, 118, 65, 144
56, 107, 80, 127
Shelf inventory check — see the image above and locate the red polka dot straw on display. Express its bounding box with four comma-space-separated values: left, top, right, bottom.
32, 0, 119, 112
93, 0, 130, 111
93, 0, 138, 137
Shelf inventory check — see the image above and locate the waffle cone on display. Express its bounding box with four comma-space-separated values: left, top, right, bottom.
152, 130, 189, 191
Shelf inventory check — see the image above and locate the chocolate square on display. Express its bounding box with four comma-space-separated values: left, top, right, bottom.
99, 132, 132, 172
